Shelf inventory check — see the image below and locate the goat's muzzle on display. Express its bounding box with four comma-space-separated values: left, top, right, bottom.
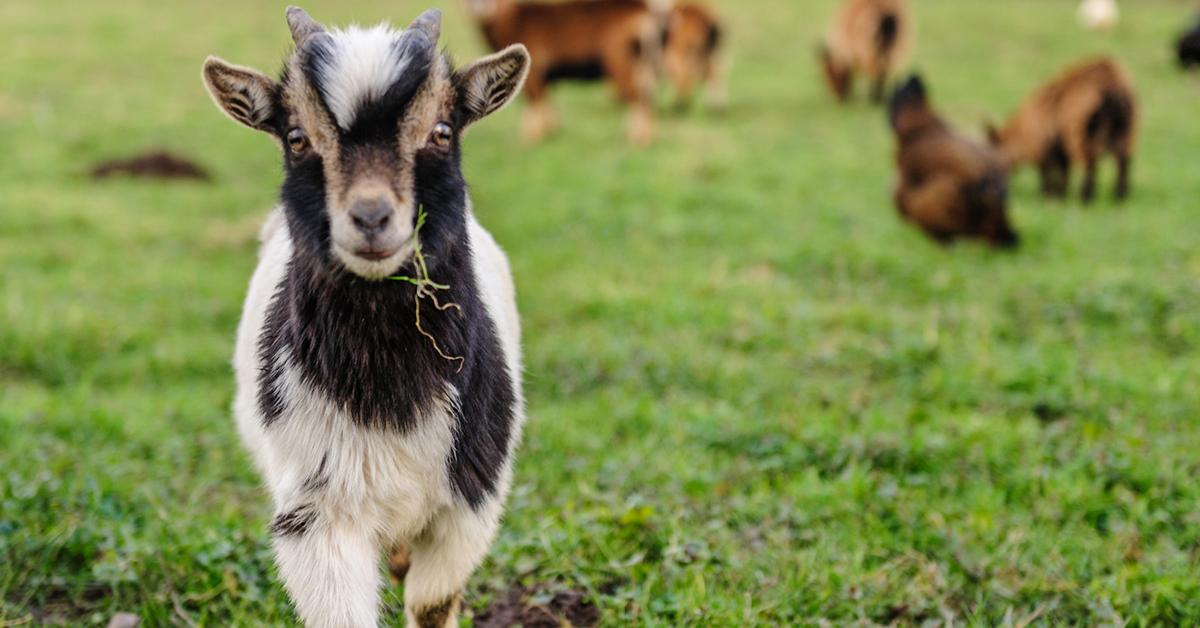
350, 198, 394, 242
330, 193, 416, 280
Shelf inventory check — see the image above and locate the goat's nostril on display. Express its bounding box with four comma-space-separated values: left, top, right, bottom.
349, 199, 393, 234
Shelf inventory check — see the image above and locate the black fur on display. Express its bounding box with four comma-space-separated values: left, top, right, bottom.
271, 504, 317, 537
877, 13, 899, 54
545, 58, 606, 83
706, 24, 722, 53
1178, 21, 1200, 68
256, 52, 518, 510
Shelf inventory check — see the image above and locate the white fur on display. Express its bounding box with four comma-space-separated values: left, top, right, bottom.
317, 24, 409, 130
232, 206, 523, 627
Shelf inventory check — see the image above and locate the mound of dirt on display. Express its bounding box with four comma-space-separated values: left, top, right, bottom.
91, 150, 211, 181
474, 584, 600, 628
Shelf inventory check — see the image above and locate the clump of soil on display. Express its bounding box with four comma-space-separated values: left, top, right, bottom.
474, 584, 600, 628
91, 150, 211, 181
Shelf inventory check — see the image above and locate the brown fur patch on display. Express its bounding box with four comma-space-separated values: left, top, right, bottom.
401, 56, 453, 149
413, 595, 459, 628
284, 57, 339, 150
387, 544, 412, 584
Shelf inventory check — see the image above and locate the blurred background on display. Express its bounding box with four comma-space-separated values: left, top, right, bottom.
2, 0, 1199, 625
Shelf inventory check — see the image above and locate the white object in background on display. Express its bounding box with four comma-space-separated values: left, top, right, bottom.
1079, 0, 1118, 31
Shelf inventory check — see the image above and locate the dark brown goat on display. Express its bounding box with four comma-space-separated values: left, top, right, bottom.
820, 0, 912, 103
890, 76, 1018, 248
987, 57, 1137, 203
464, 0, 660, 145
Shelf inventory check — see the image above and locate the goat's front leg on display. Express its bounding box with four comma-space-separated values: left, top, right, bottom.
273, 509, 381, 628
404, 504, 502, 628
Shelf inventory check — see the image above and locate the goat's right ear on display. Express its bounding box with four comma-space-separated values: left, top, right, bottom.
202, 57, 280, 134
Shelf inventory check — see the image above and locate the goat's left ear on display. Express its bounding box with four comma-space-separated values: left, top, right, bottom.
454, 44, 531, 129
202, 56, 281, 134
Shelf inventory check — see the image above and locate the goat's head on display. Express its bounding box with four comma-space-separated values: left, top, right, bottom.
203, 7, 529, 280
887, 74, 930, 133
662, 5, 722, 106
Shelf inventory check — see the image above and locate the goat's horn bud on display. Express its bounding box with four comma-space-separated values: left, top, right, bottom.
408, 9, 442, 44
286, 6, 326, 46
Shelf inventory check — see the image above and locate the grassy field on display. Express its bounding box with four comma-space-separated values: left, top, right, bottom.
3, 0, 1200, 624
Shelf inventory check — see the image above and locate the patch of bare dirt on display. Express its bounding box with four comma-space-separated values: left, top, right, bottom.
473, 584, 600, 628
91, 150, 211, 181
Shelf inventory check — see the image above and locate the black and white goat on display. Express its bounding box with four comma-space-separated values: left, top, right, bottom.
202, 7, 528, 627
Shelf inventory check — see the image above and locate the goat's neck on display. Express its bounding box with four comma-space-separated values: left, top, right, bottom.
896, 112, 947, 144
282, 238, 474, 356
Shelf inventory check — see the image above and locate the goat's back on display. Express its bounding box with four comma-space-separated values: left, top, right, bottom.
484, 0, 652, 62
827, 0, 911, 71
900, 124, 1001, 185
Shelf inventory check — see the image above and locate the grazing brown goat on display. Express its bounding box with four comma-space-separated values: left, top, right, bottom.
821, 0, 912, 103
464, 0, 660, 145
987, 57, 1137, 203
661, 2, 727, 110
890, 76, 1018, 248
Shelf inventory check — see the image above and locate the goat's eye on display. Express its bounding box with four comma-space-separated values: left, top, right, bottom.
430, 122, 453, 148
286, 128, 309, 154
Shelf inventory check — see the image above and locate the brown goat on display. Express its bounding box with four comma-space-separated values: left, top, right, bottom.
821, 0, 913, 103
464, 0, 660, 145
890, 76, 1018, 248
987, 57, 1137, 203
661, 2, 727, 110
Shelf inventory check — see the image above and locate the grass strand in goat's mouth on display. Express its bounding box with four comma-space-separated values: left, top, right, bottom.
390, 206, 465, 372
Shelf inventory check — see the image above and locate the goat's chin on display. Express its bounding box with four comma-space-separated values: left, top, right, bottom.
332, 242, 414, 281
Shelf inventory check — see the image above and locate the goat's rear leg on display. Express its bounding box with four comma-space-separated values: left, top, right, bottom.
404, 505, 502, 628
1114, 152, 1132, 201
273, 514, 380, 628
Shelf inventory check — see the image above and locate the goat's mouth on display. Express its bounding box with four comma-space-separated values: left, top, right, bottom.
332, 239, 415, 280
354, 247, 399, 262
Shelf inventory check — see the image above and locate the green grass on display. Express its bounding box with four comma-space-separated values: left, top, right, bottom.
3, 0, 1200, 624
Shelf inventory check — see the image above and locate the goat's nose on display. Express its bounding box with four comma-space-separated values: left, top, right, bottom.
349, 198, 393, 237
